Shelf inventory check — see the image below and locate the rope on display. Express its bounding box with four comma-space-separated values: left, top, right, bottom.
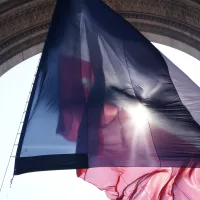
0, 60, 40, 195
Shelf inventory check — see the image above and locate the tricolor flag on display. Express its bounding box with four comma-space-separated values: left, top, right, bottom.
14, 0, 200, 199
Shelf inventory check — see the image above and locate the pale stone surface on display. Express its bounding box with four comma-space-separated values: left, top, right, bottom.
23, 43, 44, 61
0, 43, 44, 77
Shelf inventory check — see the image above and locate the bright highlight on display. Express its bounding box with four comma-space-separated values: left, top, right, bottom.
127, 104, 150, 129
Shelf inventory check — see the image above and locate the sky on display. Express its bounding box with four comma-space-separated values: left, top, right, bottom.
0, 43, 200, 200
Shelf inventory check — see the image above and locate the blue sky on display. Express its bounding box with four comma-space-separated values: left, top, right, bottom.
0, 43, 199, 200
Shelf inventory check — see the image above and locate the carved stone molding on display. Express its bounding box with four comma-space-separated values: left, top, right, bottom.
0, 0, 200, 76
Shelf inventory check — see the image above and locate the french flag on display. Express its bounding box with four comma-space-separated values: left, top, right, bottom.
15, 0, 200, 199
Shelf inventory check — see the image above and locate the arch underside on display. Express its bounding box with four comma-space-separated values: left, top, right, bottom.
0, 0, 200, 76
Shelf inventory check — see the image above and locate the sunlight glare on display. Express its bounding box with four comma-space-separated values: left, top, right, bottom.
127, 103, 150, 129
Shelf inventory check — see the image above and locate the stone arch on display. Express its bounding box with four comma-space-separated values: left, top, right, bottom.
0, 0, 200, 76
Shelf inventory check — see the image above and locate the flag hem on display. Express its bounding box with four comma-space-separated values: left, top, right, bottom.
14, 154, 88, 175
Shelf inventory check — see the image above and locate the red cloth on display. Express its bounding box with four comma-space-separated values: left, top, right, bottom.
77, 166, 200, 200
57, 57, 94, 141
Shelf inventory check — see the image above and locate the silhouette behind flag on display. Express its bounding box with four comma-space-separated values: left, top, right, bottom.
14, 0, 200, 187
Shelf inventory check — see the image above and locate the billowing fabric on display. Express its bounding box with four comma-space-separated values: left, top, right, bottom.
14, 0, 200, 181
78, 166, 200, 200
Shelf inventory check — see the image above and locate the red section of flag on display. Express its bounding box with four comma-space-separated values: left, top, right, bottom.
77, 166, 200, 200
56, 56, 94, 141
